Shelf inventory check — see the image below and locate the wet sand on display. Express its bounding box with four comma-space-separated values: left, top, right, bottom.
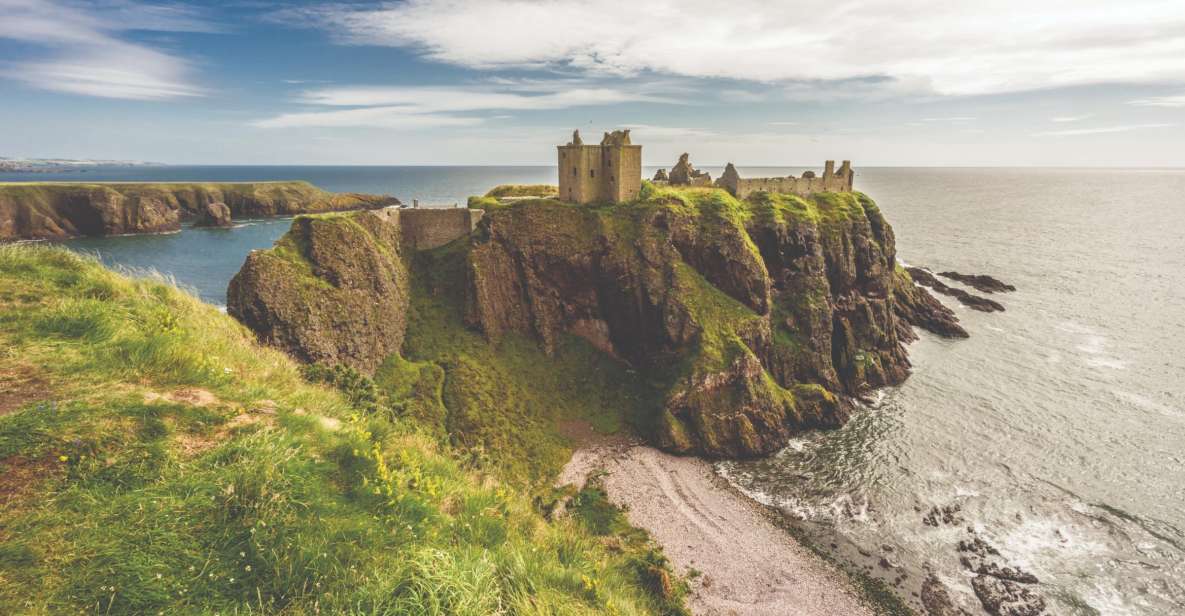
559, 435, 874, 616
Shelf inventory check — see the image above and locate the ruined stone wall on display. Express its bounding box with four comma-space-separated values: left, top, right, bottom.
719, 161, 854, 199
397, 208, 484, 251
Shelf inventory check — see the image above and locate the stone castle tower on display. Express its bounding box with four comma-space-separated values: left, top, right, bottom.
557, 129, 642, 204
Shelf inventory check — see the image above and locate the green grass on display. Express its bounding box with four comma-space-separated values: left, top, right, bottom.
397, 242, 659, 485
0, 244, 685, 615
483, 184, 559, 199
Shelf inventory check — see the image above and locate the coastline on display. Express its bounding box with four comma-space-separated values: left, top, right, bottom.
559, 431, 888, 616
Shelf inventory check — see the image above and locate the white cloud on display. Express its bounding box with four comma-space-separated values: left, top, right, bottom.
1051, 114, 1094, 122
254, 83, 675, 129
254, 107, 483, 129
1032, 123, 1175, 137
0, 0, 214, 100
280, 0, 1185, 97
1128, 94, 1185, 108
620, 124, 717, 140
296, 86, 676, 109
920, 117, 977, 122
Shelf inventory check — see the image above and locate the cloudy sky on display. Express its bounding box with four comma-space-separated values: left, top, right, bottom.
1, 0, 1183, 166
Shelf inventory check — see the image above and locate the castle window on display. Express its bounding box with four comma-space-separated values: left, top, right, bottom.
572, 167, 577, 176
590, 169, 595, 178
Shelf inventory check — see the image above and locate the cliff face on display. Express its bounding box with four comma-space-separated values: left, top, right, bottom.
229, 186, 962, 458
0, 182, 398, 241
227, 210, 409, 374
464, 188, 962, 457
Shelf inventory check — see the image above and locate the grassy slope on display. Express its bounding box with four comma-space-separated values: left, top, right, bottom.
0, 245, 686, 615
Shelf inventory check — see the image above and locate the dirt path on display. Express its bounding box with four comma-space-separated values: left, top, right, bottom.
560, 436, 874, 616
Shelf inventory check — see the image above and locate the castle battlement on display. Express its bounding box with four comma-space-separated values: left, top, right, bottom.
557, 129, 642, 204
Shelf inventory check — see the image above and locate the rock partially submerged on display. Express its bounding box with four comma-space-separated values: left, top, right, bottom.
194, 201, 232, 228
939, 271, 1016, 294
971, 575, 1046, 616
905, 267, 1005, 313
920, 575, 971, 616
955, 536, 1046, 615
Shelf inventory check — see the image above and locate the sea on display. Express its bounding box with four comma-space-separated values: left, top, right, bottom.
6, 165, 1184, 615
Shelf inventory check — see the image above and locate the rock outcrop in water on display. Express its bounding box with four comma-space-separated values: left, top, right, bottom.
938, 271, 1016, 294
229, 185, 963, 459
906, 266, 1005, 312
0, 181, 399, 241
953, 535, 1046, 615
195, 202, 232, 228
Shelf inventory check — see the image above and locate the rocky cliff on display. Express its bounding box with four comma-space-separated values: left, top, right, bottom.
0, 181, 398, 241
229, 184, 962, 458
227, 209, 409, 374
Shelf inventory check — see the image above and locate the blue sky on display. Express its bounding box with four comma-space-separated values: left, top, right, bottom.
1, 0, 1184, 166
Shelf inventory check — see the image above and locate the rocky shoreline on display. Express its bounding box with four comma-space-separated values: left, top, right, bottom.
0, 181, 399, 241
221, 184, 1024, 614
559, 433, 881, 615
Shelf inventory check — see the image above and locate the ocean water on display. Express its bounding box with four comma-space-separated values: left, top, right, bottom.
7, 166, 1184, 614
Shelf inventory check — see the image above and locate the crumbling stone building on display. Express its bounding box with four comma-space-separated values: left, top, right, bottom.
557, 129, 642, 204
558, 129, 854, 203
716, 161, 854, 198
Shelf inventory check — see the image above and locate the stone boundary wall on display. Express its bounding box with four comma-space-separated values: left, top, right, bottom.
396, 208, 484, 251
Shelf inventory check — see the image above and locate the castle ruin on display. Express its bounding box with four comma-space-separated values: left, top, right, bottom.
715, 161, 853, 198
557, 130, 643, 204
558, 129, 854, 203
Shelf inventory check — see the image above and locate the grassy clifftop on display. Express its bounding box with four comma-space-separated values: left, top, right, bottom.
228, 182, 959, 461
0, 181, 399, 241
461, 182, 942, 457
0, 245, 686, 615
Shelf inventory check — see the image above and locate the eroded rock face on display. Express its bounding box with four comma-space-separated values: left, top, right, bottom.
227, 189, 963, 458
0, 185, 182, 239
0, 182, 399, 241
464, 192, 961, 457
227, 209, 409, 374
195, 202, 232, 228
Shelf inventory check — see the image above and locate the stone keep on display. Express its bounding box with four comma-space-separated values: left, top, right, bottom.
557, 129, 642, 204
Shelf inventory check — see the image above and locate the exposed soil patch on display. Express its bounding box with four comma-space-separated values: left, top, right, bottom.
0, 455, 57, 506
0, 364, 50, 416
144, 387, 220, 407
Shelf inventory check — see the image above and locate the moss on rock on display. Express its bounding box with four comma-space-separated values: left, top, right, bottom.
227, 209, 409, 374
228, 184, 962, 460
